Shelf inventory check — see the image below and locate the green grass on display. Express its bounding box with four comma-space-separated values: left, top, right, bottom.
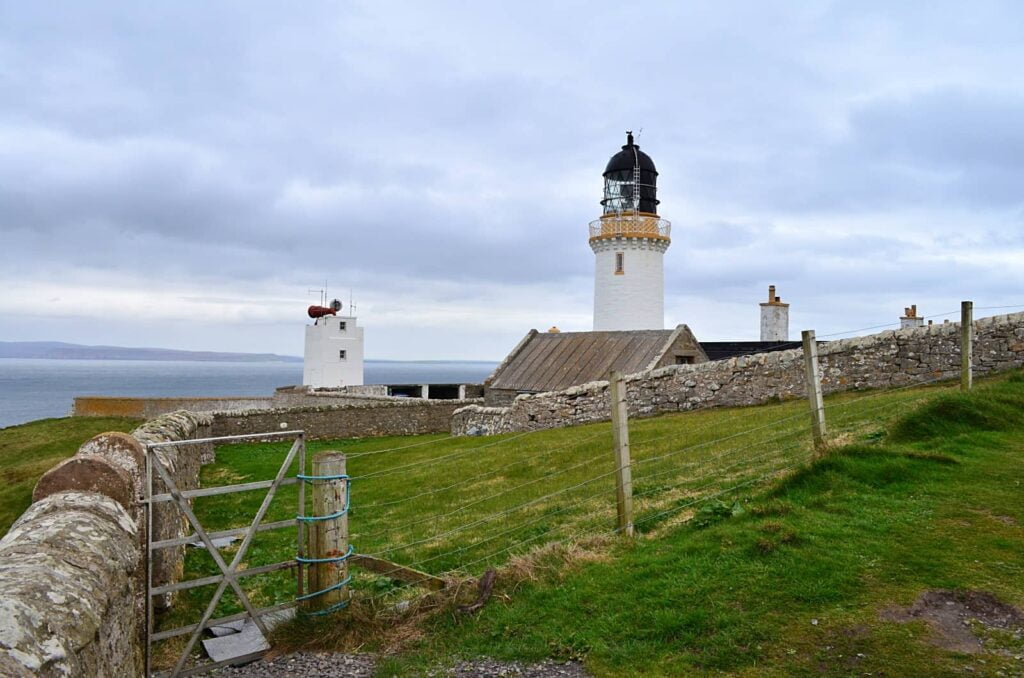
367, 372, 1024, 676
0, 416, 143, 535
153, 374, 968, 666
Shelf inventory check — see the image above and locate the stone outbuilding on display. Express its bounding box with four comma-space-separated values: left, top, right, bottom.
483, 325, 707, 405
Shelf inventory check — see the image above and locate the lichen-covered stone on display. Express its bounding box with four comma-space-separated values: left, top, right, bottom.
0, 491, 140, 677
132, 411, 213, 609
32, 455, 134, 512
453, 312, 1024, 435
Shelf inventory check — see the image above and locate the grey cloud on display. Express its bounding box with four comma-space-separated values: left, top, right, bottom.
2, 1, 1024, 357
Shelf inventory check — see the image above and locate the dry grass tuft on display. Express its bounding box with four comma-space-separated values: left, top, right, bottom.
270, 535, 616, 656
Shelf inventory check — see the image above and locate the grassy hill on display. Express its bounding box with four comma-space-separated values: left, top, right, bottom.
149, 371, 1024, 674
0, 416, 144, 535
360, 373, 1024, 676
5, 371, 1018, 674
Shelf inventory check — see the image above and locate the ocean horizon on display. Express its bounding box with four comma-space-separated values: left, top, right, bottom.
0, 358, 498, 429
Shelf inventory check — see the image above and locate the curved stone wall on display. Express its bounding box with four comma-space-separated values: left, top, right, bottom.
0, 411, 214, 676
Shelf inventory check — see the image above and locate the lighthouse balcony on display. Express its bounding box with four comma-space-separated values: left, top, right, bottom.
589, 214, 671, 242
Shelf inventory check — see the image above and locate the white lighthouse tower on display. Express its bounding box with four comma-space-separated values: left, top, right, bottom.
302, 299, 365, 388
590, 132, 671, 331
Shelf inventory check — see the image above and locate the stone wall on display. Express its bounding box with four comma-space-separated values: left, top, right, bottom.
0, 411, 214, 676
132, 412, 215, 608
74, 395, 273, 418
0, 492, 141, 677
453, 312, 1024, 435
213, 397, 482, 440
270, 386, 399, 409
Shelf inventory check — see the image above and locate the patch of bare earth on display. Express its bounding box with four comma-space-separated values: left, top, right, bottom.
881, 589, 1024, 655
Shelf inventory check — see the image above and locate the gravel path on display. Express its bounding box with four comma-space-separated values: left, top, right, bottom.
215, 652, 590, 677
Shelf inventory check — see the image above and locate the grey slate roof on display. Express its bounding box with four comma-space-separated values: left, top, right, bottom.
486, 329, 677, 393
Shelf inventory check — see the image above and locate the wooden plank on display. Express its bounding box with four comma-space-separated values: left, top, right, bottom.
350, 554, 447, 591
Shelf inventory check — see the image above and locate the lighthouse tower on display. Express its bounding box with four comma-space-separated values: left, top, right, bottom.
590, 132, 671, 331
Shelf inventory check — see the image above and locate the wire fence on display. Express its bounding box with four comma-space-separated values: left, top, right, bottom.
153, 302, 1015, 673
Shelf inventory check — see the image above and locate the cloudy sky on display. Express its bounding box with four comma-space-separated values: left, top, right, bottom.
2, 1, 1023, 360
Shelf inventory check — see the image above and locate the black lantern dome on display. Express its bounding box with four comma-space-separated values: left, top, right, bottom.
601, 131, 659, 216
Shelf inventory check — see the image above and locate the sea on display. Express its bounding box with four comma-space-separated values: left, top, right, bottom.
0, 359, 497, 429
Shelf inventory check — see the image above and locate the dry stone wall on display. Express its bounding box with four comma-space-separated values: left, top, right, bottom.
213, 397, 482, 440
74, 395, 273, 418
132, 412, 215, 608
453, 313, 1024, 435
0, 492, 141, 677
0, 411, 214, 676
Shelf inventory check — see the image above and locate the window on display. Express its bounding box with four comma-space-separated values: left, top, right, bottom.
675, 355, 694, 365
615, 252, 624, 275
339, 321, 347, 331
339, 350, 347, 360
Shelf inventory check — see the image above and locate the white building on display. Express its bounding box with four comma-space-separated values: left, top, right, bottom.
590, 132, 670, 331
759, 285, 790, 341
303, 307, 364, 388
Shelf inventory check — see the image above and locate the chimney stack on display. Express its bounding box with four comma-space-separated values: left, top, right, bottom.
900, 304, 925, 330
759, 284, 790, 341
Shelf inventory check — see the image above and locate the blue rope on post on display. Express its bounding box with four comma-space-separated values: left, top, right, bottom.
296, 472, 354, 616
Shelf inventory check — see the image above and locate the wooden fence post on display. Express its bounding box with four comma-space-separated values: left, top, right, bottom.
961, 300, 973, 392
801, 330, 827, 450
305, 451, 349, 613
609, 371, 634, 536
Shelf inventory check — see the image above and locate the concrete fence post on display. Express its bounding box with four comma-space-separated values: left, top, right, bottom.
802, 330, 827, 450
609, 371, 634, 536
961, 300, 973, 392
305, 451, 349, 613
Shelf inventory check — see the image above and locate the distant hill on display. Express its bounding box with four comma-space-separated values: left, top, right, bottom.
0, 341, 302, 363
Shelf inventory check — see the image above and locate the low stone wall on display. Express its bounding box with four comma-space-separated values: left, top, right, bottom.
453, 312, 1024, 435
0, 492, 141, 677
74, 395, 273, 418
132, 412, 214, 608
0, 411, 214, 676
213, 397, 482, 440
270, 386, 400, 409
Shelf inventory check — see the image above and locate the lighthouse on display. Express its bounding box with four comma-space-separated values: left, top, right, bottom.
590, 132, 671, 331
